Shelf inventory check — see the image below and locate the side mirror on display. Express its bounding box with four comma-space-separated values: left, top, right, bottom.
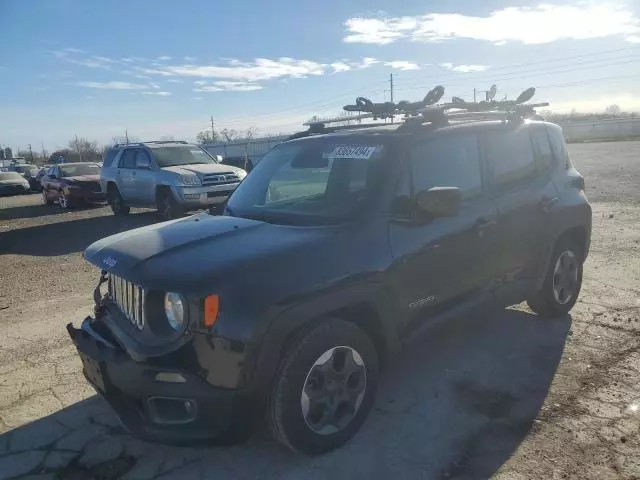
415, 187, 461, 217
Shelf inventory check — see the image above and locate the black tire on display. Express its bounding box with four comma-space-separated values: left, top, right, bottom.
527, 237, 583, 317
108, 185, 130, 216
158, 190, 183, 221
58, 190, 72, 209
267, 319, 379, 455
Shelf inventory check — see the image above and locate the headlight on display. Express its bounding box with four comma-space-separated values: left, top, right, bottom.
237, 170, 247, 180
164, 292, 186, 330
180, 175, 201, 186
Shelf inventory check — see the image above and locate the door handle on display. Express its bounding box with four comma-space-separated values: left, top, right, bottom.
539, 196, 559, 212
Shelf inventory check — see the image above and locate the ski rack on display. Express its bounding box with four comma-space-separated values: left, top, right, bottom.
293, 86, 549, 138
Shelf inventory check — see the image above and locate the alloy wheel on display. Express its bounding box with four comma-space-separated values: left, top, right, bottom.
58, 191, 69, 209
301, 346, 366, 435
552, 250, 579, 305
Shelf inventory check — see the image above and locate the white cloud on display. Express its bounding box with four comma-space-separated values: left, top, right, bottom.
73, 81, 150, 90
193, 80, 208, 86
141, 91, 172, 96
167, 79, 182, 83
440, 63, 489, 73
191, 96, 203, 100
63, 47, 86, 54
194, 81, 263, 92
384, 60, 420, 71
330, 62, 351, 74
138, 57, 326, 82
156, 56, 172, 61
344, 3, 640, 45
352, 57, 380, 69
184, 56, 197, 62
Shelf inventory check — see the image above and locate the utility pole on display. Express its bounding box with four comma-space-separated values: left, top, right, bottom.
75, 134, 83, 162
28, 144, 33, 162
389, 73, 394, 124
125, 129, 129, 144
473, 88, 477, 103
210, 116, 215, 141
41, 141, 46, 161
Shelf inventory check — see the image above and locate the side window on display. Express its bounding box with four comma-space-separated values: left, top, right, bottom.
409, 134, 483, 200
102, 149, 119, 168
483, 128, 536, 191
530, 128, 555, 173
390, 161, 412, 216
547, 127, 570, 168
119, 149, 136, 169
135, 150, 151, 169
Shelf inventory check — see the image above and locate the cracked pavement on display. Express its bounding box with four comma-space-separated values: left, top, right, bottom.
0, 141, 639, 479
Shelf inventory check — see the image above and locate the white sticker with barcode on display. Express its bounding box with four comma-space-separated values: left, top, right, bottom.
328, 145, 380, 159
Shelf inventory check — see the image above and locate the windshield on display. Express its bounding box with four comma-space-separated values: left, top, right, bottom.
60, 164, 99, 177
13, 165, 35, 173
150, 145, 217, 168
226, 138, 388, 225
0, 172, 24, 181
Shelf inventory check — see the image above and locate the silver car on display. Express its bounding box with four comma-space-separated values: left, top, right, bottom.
100, 141, 246, 220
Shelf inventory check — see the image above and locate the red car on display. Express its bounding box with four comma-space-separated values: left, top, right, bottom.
41, 163, 106, 209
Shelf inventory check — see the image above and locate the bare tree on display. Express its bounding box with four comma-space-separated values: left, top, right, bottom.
4, 147, 13, 159
244, 127, 258, 140
220, 128, 238, 142
604, 104, 621, 116
196, 130, 218, 144
69, 137, 101, 162
111, 135, 140, 145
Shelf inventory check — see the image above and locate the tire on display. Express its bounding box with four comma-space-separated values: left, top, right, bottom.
267, 319, 379, 455
41, 190, 54, 206
58, 190, 72, 209
108, 186, 130, 216
527, 237, 583, 317
158, 190, 183, 221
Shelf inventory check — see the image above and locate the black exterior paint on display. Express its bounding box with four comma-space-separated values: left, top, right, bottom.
69, 119, 592, 442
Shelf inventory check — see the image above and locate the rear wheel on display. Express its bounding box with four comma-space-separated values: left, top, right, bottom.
108, 185, 130, 216
527, 237, 583, 317
158, 190, 183, 221
267, 319, 378, 455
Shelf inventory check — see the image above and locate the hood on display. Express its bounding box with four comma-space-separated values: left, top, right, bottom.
162, 163, 244, 176
0, 178, 28, 186
64, 174, 100, 183
84, 213, 331, 292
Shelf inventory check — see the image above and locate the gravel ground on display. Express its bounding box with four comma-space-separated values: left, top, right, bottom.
0, 141, 639, 480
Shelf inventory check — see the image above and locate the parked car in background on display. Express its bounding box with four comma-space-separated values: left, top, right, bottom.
41, 162, 105, 209
0, 171, 30, 195
8, 164, 40, 191
100, 141, 246, 220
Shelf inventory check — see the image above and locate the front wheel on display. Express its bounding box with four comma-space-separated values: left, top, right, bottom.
527, 237, 583, 317
108, 186, 130, 216
267, 319, 378, 455
58, 190, 72, 209
158, 191, 183, 221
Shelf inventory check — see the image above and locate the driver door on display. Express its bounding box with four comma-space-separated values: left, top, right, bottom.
388, 133, 500, 331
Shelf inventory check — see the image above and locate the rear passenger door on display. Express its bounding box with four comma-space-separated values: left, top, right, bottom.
481, 126, 559, 303
129, 149, 156, 205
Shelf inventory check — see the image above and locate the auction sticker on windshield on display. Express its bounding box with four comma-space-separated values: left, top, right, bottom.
327, 145, 381, 159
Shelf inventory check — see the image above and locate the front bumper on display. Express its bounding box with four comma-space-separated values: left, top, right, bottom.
67, 316, 250, 444
67, 189, 106, 203
0, 184, 29, 195
172, 183, 240, 208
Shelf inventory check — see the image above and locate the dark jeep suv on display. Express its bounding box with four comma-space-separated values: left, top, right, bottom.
67, 103, 591, 454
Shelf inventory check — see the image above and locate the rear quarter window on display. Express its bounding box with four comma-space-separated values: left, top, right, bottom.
482, 128, 537, 191
547, 126, 571, 168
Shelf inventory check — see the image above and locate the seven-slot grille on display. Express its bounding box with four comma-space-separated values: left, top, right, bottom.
202, 172, 240, 186
108, 274, 145, 330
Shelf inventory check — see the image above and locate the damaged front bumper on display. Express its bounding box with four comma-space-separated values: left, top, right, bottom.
67, 316, 251, 444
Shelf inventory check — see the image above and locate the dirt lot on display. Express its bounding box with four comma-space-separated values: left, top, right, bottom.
0, 142, 639, 480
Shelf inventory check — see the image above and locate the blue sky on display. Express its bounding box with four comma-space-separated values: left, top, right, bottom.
1, 0, 640, 151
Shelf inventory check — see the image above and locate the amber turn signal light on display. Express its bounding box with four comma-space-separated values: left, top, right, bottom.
204, 294, 219, 327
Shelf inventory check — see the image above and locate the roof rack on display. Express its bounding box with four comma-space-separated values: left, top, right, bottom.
293, 85, 548, 138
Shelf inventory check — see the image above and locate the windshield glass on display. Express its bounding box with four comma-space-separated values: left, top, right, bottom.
0, 172, 24, 181
60, 164, 100, 177
13, 165, 35, 173
150, 145, 217, 167
226, 138, 388, 225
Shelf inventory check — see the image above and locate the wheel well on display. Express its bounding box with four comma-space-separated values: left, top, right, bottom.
282, 302, 389, 371
106, 182, 117, 193
558, 226, 587, 260
156, 185, 171, 201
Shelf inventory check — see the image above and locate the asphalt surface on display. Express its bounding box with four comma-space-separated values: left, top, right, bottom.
0, 142, 639, 479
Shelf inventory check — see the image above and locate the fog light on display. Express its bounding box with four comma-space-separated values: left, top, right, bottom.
155, 372, 186, 383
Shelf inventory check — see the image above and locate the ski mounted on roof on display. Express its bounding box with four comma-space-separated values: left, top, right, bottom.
293, 85, 549, 138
